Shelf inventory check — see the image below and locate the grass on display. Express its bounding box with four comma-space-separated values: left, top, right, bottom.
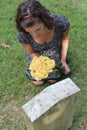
0, 0, 87, 129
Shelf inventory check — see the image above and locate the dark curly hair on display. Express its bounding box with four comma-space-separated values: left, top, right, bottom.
15, 0, 54, 33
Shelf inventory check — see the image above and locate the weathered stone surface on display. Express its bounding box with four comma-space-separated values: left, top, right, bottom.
22, 78, 80, 130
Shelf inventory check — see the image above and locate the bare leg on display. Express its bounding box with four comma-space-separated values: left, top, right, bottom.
32, 81, 44, 86
48, 80, 57, 83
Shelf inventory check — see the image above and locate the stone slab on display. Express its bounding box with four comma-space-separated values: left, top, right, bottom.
22, 78, 80, 122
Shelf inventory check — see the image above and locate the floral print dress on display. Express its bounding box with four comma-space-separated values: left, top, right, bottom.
18, 14, 70, 80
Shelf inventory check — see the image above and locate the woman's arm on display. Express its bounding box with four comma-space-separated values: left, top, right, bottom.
22, 43, 40, 58
61, 28, 70, 74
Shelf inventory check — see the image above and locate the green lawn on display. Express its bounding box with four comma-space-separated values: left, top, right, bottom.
0, 0, 87, 129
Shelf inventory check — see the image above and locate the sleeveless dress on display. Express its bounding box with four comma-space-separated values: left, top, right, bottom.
18, 14, 70, 80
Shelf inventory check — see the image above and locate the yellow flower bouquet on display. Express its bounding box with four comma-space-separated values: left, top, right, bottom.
29, 56, 55, 81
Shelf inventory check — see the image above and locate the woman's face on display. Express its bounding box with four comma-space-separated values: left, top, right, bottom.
25, 22, 46, 39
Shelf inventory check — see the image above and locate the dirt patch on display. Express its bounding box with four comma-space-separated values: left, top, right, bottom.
0, 100, 26, 130
70, 126, 87, 130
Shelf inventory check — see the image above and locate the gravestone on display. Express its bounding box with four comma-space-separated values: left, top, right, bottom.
22, 78, 80, 130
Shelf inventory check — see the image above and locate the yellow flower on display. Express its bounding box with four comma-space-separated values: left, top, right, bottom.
29, 56, 55, 81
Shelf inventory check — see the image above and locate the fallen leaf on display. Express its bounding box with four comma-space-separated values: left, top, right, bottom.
0, 43, 10, 48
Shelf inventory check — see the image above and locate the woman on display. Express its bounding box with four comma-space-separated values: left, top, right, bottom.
15, 0, 70, 86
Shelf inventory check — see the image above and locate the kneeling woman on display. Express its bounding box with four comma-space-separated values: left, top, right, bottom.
15, 0, 70, 86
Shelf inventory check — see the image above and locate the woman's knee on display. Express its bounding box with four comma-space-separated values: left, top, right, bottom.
32, 81, 44, 86
48, 80, 57, 83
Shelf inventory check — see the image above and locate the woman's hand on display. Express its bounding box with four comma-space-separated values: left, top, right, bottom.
61, 61, 70, 74
31, 51, 40, 58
